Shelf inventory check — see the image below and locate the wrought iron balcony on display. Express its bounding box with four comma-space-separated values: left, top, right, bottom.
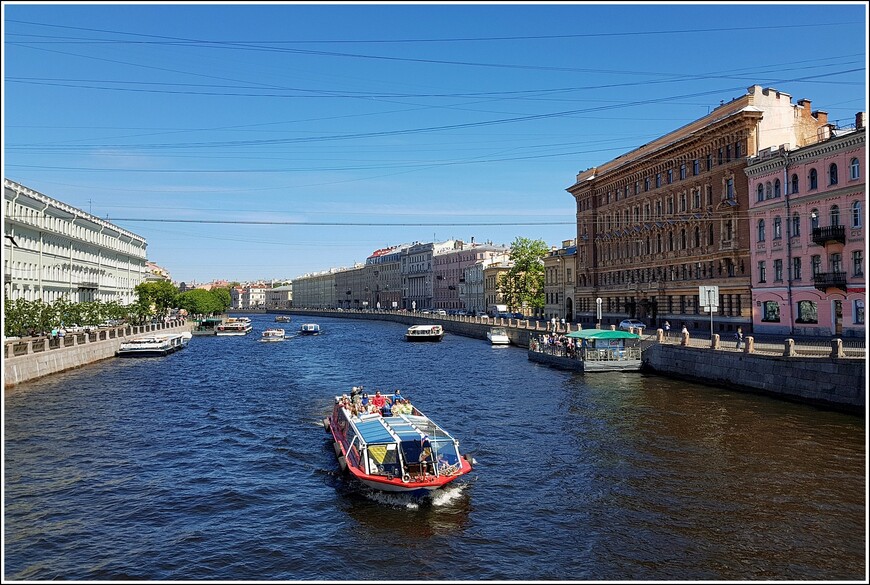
811, 225, 845, 246
813, 271, 847, 291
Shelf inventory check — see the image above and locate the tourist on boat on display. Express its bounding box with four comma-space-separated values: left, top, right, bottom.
392, 389, 403, 403
381, 401, 393, 417
371, 391, 386, 410
360, 392, 369, 406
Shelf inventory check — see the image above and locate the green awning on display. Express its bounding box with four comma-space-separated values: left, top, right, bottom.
565, 328, 640, 340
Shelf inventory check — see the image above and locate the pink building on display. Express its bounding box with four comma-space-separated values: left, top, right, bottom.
745, 112, 865, 337
432, 239, 510, 311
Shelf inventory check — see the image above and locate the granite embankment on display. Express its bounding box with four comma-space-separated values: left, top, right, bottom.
4, 320, 192, 388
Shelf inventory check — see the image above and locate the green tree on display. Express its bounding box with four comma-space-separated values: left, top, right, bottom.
498, 237, 549, 314
176, 288, 223, 315
134, 281, 179, 314
209, 287, 232, 312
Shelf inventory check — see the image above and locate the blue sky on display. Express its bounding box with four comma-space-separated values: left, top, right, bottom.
3, 1, 867, 284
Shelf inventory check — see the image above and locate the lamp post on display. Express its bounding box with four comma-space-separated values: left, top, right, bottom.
596, 297, 602, 329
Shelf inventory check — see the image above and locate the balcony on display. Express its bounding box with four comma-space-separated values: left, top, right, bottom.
813, 271, 847, 292
77, 281, 99, 289
812, 225, 845, 246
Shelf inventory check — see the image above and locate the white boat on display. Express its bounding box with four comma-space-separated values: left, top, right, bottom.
260, 328, 286, 342
275, 315, 292, 323
405, 324, 444, 342
486, 327, 510, 345
528, 329, 642, 372
299, 323, 321, 335
116, 331, 191, 357
216, 317, 253, 336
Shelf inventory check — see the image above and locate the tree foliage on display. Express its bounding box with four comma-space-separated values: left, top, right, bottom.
176, 288, 229, 315
498, 236, 549, 313
134, 281, 179, 314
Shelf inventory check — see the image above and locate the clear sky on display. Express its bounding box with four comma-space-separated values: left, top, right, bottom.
3, 1, 867, 284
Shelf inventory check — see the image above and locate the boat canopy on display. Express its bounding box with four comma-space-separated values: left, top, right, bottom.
565, 328, 640, 340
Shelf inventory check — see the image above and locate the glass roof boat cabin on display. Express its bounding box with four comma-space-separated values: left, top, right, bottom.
405, 324, 444, 342
323, 392, 473, 496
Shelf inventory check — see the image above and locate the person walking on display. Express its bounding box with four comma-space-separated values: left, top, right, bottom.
663, 321, 671, 339
735, 327, 744, 350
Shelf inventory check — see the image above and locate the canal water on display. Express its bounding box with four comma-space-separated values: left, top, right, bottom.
4, 314, 866, 581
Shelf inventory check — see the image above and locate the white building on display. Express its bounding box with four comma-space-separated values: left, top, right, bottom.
4, 179, 148, 304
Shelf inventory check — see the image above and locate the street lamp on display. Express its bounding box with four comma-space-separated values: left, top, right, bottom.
596, 297, 602, 329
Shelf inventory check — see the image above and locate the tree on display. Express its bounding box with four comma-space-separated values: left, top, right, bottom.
209, 287, 232, 311
498, 237, 548, 314
176, 288, 223, 315
134, 281, 179, 314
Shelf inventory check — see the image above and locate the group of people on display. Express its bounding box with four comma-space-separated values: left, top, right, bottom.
339, 386, 414, 418
532, 333, 579, 358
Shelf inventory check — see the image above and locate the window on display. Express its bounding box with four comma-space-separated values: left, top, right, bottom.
791, 173, 799, 194
708, 224, 714, 245
773, 216, 782, 239
757, 184, 765, 202
856, 300, 865, 324
829, 163, 838, 186
774, 179, 781, 197
680, 164, 686, 180
830, 252, 843, 274
667, 169, 673, 184
656, 173, 662, 188
811, 255, 821, 276
735, 141, 742, 158
762, 301, 780, 322
765, 182, 772, 199
792, 257, 802, 281
693, 159, 700, 176
679, 193, 687, 212
694, 226, 701, 247
726, 145, 732, 162
830, 205, 840, 227
644, 178, 650, 192
810, 209, 820, 231
692, 189, 700, 209
706, 154, 713, 171
757, 219, 766, 241
853, 250, 863, 277
726, 178, 734, 200
718, 148, 724, 165
850, 157, 860, 180
809, 168, 818, 190
791, 213, 801, 237
774, 259, 783, 281
852, 201, 862, 228
758, 261, 766, 283
796, 300, 818, 324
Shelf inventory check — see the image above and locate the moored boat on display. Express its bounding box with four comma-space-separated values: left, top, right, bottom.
116, 331, 191, 357
299, 323, 321, 335
216, 317, 253, 336
191, 316, 223, 336
528, 328, 642, 372
405, 324, 444, 342
260, 328, 286, 342
323, 391, 473, 496
486, 326, 510, 345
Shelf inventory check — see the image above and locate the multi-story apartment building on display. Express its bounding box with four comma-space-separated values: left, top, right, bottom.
745, 112, 865, 337
366, 245, 406, 310
483, 260, 513, 313
265, 284, 293, 310
543, 239, 577, 322
294, 269, 339, 309
4, 179, 148, 305
567, 86, 831, 334
402, 241, 436, 311
432, 239, 510, 311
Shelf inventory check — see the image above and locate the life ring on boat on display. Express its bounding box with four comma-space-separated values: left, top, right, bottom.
402, 473, 410, 483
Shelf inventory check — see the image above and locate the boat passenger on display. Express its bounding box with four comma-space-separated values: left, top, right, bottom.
392, 389, 403, 403
381, 401, 393, 417
360, 393, 369, 406
371, 391, 386, 410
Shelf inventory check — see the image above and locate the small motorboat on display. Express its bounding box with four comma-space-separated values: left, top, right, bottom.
299, 323, 321, 336
405, 324, 444, 342
486, 327, 510, 345
260, 328, 286, 342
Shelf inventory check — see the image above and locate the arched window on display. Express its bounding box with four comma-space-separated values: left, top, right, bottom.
791, 173, 799, 194
853, 201, 862, 228
809, 168, 818, 190
830, 205, 840, 226
757, 219, 766, 241
850, 157, 860, 180
756, 184, 764, 202
774, 179, 781, 197
810, 208, 820, 230
765, 182, 772, 199
792, 213, 801, 237
829, 163, 838, 186
773, 216, 782, 239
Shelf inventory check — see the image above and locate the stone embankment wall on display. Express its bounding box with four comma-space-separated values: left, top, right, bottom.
641, 344, 865, 414
4, 320, 192, 388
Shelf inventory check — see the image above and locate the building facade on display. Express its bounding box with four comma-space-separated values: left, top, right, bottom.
265, 284, 293, 310
745, 113, 865, 337
567, 86, 831, 334
432, 239, 510, 311
543, 239, 577, 322
4, 179, 148, 305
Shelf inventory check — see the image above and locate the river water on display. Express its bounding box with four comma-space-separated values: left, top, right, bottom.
3, 314, 866, 581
